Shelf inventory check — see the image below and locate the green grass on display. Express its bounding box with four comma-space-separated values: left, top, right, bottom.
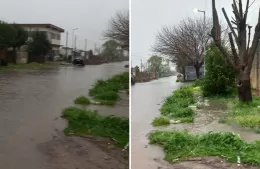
88, 72, 129, 105
62, 107, 129, 147
149, 130, 260, 165
0, 62, 59, 70
74, 96, 91, 105
158, 86, 195, 123
152, 116, 170, 126
219, 96, 260, 132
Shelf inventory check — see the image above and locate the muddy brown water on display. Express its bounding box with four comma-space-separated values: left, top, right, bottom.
131, 76, 260, 169
0, 61, 129, 169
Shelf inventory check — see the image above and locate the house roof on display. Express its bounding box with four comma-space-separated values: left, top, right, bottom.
16, 23, 65, 33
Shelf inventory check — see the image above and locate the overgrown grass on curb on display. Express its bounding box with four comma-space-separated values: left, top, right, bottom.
0, 62, 59, 70
219, 96, 260, 133
152, 86, 195, 126
89, 72, 129, 105
149, 130, 260, 165
74, 96, 91, 105
152, 116, 170, 126
62, 107, 129, 147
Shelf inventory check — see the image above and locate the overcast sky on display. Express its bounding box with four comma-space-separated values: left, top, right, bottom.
131, 0, 260, 67
0, 0, 128, 51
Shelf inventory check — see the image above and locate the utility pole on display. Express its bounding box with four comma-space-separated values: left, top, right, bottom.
74, 35, 77, 51
85, 39, 87, 51
141, 59, 142, 72
65, 31, 68, 59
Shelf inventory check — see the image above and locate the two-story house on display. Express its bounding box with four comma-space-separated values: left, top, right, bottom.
17, 23, 64, 55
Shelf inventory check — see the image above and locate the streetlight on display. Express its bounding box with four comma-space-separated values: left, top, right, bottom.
71, 28, 78, 61
194, 8, 206, 76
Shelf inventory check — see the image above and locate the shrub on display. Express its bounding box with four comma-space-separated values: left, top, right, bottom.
202, 44, 235, 96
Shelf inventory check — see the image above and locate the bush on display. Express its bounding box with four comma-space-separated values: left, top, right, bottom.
202, 44, 235, 96
74, 96, 91, 105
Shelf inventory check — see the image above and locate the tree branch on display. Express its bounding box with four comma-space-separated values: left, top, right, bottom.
222, 8, 238, 43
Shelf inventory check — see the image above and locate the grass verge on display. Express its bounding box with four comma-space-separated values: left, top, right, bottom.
0, 62, 60, 70
149, 130, 260, 165
74, 96, 91, 105
62, 107, 129, 147
217, 95, 260, 133
152, 86, 195, 126
89, 72, 129, 105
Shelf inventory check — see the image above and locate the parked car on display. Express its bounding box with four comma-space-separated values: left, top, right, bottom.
73, 57, 85, 66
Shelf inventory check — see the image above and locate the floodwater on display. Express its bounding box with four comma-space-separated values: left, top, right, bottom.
131, 76, 182, 169
0, 61, 128, 169
131, 76, 260, 169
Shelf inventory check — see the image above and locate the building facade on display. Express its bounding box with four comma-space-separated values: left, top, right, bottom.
17, 24, 64, 55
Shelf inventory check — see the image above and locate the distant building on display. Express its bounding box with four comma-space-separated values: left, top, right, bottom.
60, 47, 73, 58
17, 23, 64, 55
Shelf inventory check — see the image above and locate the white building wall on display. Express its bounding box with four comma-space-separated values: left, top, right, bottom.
24, 26, 61, 46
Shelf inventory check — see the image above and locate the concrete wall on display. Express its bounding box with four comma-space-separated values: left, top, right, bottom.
251, 44, 260, 90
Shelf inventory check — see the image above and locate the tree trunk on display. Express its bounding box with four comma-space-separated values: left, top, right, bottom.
194, 65, 200, 79
12, 48, 17, 64
237, 78, 252, 102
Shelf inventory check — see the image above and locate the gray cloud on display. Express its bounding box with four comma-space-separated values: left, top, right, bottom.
0, 0, 128, 50
131, 0, 259, 66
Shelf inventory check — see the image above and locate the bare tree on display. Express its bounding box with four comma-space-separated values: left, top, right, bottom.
104, 10, 129, 51
211, 0, 260, 102
153, 17, 212, 78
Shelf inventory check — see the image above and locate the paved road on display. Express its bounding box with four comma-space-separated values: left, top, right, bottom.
0, 61, 128, 169
131, 76, 182, 169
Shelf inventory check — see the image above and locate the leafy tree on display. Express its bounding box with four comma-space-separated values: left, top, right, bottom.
147, 55, 164, 77
11, 24, 28, 63
0, 21, 17, 50
202, 44, 235, 96
102, 40, 120, 61
28, 31, 51, 63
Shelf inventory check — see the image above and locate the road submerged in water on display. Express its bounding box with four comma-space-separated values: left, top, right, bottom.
0, 61, 129, 169
131, 76, 260, 169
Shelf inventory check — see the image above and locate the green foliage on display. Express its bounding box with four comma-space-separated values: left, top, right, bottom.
12, 24, 28, 48
147, 55, 171, 77
202, 44, 235, 96
102, 40, 120, 61
0, 21, 17, 50
152, 116, 170, 126
62, 107, 129, 147
94, 91, 119, 101
74, 96, 91, 105
159, 86, 195, 122
149, 130, 260, 165
89, 72, 129, 105
220, 96, 260, 132
28, 31, 51, 60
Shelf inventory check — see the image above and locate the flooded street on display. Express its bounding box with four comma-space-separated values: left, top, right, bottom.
131, 76, 182, 169
132, 76, 260, 169
0, 61, 128, 169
